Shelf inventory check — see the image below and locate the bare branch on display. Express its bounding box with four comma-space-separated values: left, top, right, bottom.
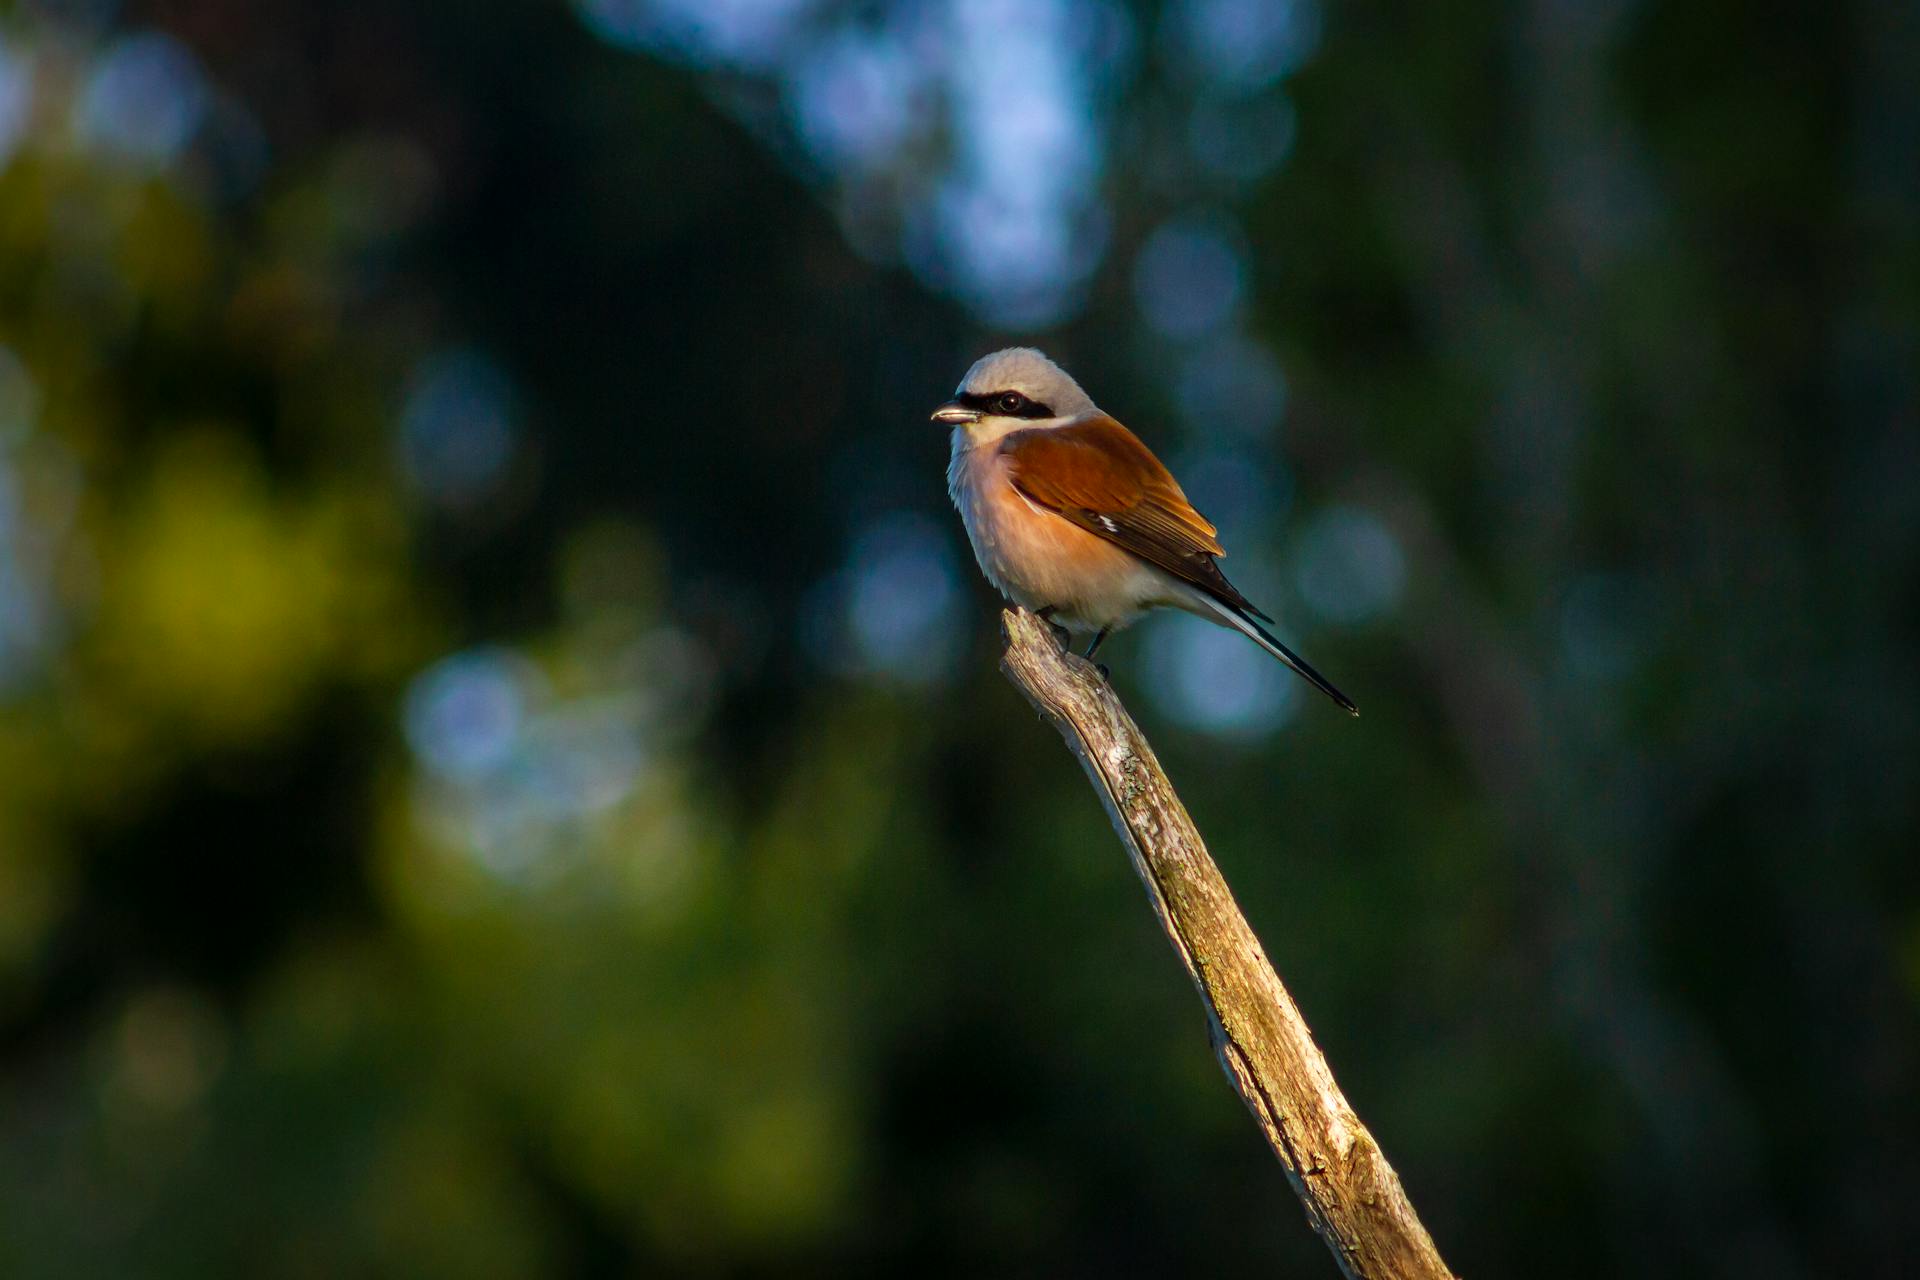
998, 607, 1455, 1280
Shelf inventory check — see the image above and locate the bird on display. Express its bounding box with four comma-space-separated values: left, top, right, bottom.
934, 347, 1357, 716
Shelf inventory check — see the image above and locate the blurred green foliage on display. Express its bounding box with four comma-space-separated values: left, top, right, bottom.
0, 0, 1914, 1277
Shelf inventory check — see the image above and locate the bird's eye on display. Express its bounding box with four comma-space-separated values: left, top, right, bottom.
995, 392, 1027, 415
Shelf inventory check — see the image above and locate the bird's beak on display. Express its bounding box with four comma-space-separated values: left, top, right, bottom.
931, 399, 979, 425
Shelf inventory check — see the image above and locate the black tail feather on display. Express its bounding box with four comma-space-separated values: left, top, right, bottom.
1231, 606, 1358, 716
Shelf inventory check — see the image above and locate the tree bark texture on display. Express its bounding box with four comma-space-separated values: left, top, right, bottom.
998, 607, 1455, 1280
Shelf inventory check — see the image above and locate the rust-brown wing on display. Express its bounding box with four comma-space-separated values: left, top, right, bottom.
999, 416, 1265, 618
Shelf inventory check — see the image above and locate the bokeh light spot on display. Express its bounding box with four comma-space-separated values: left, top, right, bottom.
1143, 612, 1298, 738
1172, 0, 1321, 92
399, 348, 518, 510
0, 34, 33, 173
1187, 94, 1297, 183
930, 0, 1111, 328
845, 512, 964, 684
110, 986, 228, 1113
570, 0, 1126, 331
1291, 505, 1406, 625
405, 648, 537, 784
1173, 445, 1284, 535
1561, 572, 1651, 684
574, 0, 821, 69
1175, 333, 1287, 438
401, 623, 706, 886
76, 32, 209, 166
1134, 215, 1245, 340
786, 29, 921, 173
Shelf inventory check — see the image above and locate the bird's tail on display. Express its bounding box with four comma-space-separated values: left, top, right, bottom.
1184, 590, 1359, 716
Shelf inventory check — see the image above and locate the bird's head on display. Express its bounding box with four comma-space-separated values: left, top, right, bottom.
931, 348, 1096, 436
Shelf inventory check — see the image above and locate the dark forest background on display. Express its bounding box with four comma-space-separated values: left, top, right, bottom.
0, 0, 1914, 1275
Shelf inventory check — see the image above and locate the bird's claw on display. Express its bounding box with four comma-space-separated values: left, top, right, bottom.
1030, 606, 1071, 649
1032, 607, 1071, 649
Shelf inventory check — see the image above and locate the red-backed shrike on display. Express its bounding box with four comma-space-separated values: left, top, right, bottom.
936, 347, 1357, 715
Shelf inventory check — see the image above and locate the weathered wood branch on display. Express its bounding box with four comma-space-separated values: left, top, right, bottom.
998, 607, 1455, 1280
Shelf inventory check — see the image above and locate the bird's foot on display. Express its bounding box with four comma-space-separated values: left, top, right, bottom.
1032, 605, 1071, 649
1095, 663, 1110, 681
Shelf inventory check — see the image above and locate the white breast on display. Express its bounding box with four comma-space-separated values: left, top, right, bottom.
946, 429, 1169, 634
